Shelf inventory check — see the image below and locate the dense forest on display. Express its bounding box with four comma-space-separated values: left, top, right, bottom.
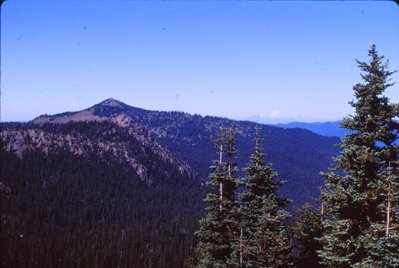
1, 45, 398, 267
0, 122, 205, 267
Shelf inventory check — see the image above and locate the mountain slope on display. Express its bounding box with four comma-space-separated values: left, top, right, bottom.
33, 98, 341, 206
1, 120, 193, 184
0, 121, 204, 267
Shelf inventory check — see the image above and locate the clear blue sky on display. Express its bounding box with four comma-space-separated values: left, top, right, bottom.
2, 1, 399, 123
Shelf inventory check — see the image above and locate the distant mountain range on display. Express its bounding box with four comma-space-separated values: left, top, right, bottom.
245, 116, 351, 138
273, 121, 351, 138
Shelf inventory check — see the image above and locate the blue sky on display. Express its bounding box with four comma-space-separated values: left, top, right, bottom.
2, 1, 399, 123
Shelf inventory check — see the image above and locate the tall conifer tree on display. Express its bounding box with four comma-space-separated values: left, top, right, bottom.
292, 203, 324, 268
319, 44, 399, 267
232, 126, 292, 267
194, 128, 240, 267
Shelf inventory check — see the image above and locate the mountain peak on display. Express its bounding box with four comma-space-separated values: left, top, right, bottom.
98, 98, 126, 108
32, 98, 136, 125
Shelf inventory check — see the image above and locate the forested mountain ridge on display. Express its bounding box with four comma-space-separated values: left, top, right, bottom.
1, 121, 194, 184
33, 98, 340, 206
0, 121, 204, 267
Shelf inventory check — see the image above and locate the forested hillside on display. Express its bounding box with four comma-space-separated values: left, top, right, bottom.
0, 121, 204, 267
0, 101, 340, 267
34, 99, 340, 206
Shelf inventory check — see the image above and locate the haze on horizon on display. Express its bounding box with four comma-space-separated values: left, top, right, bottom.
1, 1, 399, 123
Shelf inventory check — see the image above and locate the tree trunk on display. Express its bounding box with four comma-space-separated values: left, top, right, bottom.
219, 182, 223, 211
386, 173, 391, 235
240, 228, 243, 268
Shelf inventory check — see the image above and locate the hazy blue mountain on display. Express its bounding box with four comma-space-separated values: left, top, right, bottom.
273, 121, 351, 138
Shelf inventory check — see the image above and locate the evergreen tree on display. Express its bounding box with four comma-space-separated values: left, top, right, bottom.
354, 165, 399, 267
194, 128, 240, 267
319, 44, 399, 267
232, 126, 292, 267
292, 203, 324, 268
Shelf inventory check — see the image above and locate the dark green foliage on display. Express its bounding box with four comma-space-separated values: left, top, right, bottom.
292, 203, 324, 268
319, 44, 399, 267
234, 127, 292, 267
194, 128, 240, 267
0, 122, 205, 268
353, 222, 399, 267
